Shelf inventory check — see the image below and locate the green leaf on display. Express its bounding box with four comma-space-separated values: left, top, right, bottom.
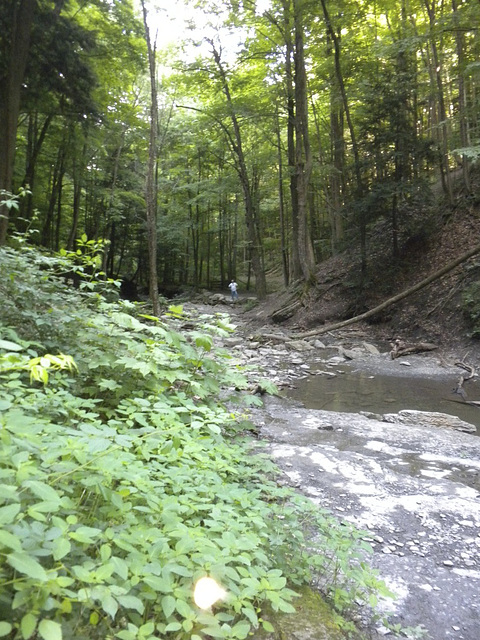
52, 537, 71, 561
7, 552, 48, 582
115, 632, 136, 640
161, 595, 176, 618
0, 529, 22, 551
69, 526, 102, 543
110, 556, 129, 580
164, 622, 182, 632
24, 481, 61, 503
231, 621, 251, 639
276, 598, 296, 614
21, 613, 38, 639
267, 575, 287, 590
0, 339, 23, 351
138, 621, 155, 636
117, 595, 144, 614
0, 503, 21, 525
102, 594, 118, 619
38, 620, 62, 640
143, 574, 172, 593
261, 620, 275, 633
195, 335, 213, 351
0, 622, 12, 638
176, 597, 192, 618
199, 626, 227, 638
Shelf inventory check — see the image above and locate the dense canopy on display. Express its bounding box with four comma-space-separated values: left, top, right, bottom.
1, 0, 479, 297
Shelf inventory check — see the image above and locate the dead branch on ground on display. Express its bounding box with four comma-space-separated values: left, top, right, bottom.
292, 243, 480, 339
389, 338, 438, 359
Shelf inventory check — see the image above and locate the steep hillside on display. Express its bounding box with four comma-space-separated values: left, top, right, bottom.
260, 170, 480, 356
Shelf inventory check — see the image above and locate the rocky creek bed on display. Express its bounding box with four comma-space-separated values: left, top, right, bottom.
188, 301, 480, 639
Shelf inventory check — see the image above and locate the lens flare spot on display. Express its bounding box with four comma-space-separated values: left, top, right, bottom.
193, 577, 226, 609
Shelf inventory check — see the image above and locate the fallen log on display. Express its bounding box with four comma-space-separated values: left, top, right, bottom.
390, 338, 438, 359
292, 242, 480, 339
453, 358, 475, 400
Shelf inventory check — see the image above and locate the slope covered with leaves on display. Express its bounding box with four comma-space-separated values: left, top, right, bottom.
0, 247, 393, 640
273, 173, 480, 356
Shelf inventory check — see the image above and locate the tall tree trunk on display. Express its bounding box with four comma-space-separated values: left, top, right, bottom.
282, 1, 301, 281
210, 43, 267, 299
67, 141, 87, 250
21, 112, 53, 223
0, 0, 36, 244
141, 0, 161, 316
319, 0, 366, 272
452, 0, 470, 193
293, 0, 316, 284
102, 130, 126, 274
423, 0, 453, 202
41, 141, 66, 248
275, 107, 289, 286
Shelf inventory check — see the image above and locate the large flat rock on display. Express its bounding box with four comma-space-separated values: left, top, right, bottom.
253, 397, 480, 640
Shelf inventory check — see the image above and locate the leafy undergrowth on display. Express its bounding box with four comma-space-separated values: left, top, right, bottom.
0, 246, 394, 640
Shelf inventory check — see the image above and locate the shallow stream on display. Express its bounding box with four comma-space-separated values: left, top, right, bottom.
285, 364, 480, 435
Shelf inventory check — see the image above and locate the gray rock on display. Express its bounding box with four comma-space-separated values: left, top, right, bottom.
383, 409, 477, 434
286, 339, 314, 351
363, 342, 381, 355
208, 293, 228, 304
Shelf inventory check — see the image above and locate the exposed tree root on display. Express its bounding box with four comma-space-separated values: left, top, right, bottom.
453, 357, 476, 401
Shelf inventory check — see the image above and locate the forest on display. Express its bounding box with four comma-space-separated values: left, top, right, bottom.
1, 0, 479, 306
0, 1, 479, 638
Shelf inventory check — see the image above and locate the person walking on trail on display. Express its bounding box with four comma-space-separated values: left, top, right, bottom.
228, 279, 238, 302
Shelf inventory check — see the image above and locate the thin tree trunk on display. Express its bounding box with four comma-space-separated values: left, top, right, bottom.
67, 141, 86, 250
210, 43, 267, 299
319, 0, 366, 271
452, 0, 470, 193
282, 0, 301, 280
293, 0, 316, 284
141, 0, 161, 317
423, 0, 453, 202
0, 0, 36, 243
42, 142, 66, 248
275, 107, 289, 286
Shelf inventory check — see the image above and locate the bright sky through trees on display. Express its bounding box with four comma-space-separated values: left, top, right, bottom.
139, 0, 272, 70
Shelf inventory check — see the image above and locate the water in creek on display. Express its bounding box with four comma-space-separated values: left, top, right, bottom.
284, 365, 480, 435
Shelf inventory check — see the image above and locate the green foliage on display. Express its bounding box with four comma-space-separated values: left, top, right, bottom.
452, 144, 480, 163
0, 246, 394, 639
57, 235, 121, 294
462, 278, 480, 338
0, 187, 30, 212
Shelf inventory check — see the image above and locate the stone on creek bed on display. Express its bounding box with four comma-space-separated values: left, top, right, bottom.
382, 410, 477, 434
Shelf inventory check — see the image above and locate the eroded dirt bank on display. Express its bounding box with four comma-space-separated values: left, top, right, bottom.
192, 300, 480, 640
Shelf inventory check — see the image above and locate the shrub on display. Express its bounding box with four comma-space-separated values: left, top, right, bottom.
0, 246, 393, 640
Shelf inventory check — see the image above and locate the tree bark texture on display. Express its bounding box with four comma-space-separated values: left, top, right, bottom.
293, 0, 316, 284
141, 0, 161, 317
0, 0, 36, 244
